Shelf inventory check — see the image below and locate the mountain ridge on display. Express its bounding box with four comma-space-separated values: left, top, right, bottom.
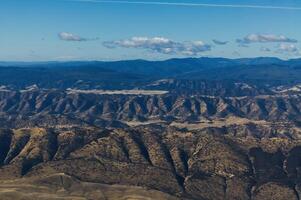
1, 57, 301, 90
1, 57, 301, 199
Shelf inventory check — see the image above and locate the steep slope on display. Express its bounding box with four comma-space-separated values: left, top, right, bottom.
0, 90, 301, 129
1, 126, 301, 199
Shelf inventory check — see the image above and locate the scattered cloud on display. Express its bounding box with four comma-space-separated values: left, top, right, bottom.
260, 47, 272, 52
103, 36, 211, 56
276, 43, 299, 54
69, 0, 301, 10
236, 34, 297, 44
212, 39, 228, 45
58, 32, 87, 41
58, 32, 99, 42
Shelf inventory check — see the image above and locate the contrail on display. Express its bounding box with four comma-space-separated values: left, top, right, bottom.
67, 0, 301, 10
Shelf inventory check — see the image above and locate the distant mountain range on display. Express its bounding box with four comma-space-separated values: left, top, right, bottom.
0, 57, 300, 90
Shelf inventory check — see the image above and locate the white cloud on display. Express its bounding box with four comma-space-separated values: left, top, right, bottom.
237, 34, 297, 44
212, 39, 228, 45
103, 37, 211, 56
260, 47, 272, 52
58, 32, 88, 41
276, 43, 299, 54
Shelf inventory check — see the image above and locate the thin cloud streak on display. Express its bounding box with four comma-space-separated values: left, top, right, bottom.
67, 0, 301, 10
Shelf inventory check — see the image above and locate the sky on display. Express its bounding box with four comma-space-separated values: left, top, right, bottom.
0, 0, 301, 61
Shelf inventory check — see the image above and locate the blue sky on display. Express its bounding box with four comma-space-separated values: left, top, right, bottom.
0, 0, 301, 61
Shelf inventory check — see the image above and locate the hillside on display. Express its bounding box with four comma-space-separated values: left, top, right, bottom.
1, 126, 301, 199
1, 57, 301, 199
